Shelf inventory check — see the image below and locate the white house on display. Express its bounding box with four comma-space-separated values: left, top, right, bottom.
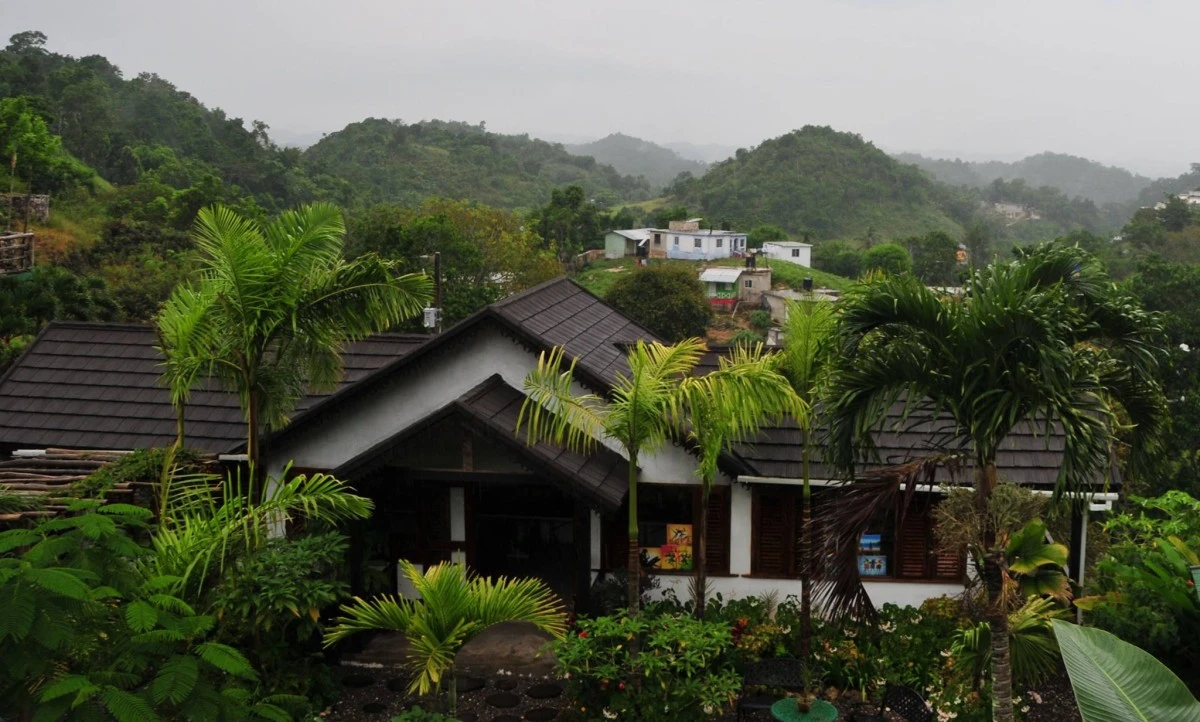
760, 241, 813, 267
0, 280, 1110, 613
662, 219, 747, 261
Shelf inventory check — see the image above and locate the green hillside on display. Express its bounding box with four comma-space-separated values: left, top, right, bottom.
896, 151, 1154, 206
574, 257, 853, 297
670, 126, 965, 240
303, 119, 653, 210
565, 133, 708, 188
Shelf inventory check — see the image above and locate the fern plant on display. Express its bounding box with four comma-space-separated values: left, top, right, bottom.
0, 500, 295, 721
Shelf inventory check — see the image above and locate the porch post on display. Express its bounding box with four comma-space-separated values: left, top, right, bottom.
1069, 502, 1089, 623
730, 482, 753, 575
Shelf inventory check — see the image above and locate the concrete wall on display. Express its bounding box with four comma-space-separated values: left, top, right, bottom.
649, 574, 962, 610
604, 232, 627, 260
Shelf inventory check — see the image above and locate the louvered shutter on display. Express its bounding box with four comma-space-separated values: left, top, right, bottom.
895, 501, 931, 579
704, 486, 731, 575
801, 489, 832, 581
929, 500, 965, 580
753, 489, 793, 576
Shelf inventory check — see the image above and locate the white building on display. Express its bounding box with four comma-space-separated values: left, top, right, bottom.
662, 219, 747, 261
603, 229, 653, 260
760, 241, 813, 267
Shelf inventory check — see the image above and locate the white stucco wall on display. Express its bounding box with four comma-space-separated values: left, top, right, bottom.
266, 326, 541, 476
762, 243, 812, 268
648, 574, 962, 610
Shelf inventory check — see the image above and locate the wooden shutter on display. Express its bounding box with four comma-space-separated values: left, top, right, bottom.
753, 489, 794, 576
929, 499, 965, 580
704, 486, 731, 575
895, 500, 931, 579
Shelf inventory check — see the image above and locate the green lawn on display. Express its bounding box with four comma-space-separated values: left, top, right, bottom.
573, 256, 855, 298
710, 257, 855, 292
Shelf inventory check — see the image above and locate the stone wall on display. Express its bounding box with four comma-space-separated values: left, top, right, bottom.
1, 194, 50, 224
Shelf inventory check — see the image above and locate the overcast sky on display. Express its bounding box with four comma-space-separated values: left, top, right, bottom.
8, 0, 1195, 176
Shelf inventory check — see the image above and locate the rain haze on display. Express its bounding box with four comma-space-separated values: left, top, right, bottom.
5, 0, 1196, 176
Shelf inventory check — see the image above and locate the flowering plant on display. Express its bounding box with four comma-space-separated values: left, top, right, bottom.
553, 613, 742, 721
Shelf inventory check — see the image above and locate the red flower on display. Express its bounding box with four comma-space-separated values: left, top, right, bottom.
579, 631, 589, 638
618, 682, 626, 691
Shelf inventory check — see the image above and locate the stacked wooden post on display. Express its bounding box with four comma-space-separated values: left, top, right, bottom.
0, 449, 133, 522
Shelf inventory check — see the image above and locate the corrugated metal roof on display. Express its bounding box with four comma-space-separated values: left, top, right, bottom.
699, 268, 744, 283
610, 228, 653, 241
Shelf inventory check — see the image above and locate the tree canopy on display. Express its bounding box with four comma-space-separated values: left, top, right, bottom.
604, 264, 713, 342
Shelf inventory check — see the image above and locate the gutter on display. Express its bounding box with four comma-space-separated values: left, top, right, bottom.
737, 475, 1121, 511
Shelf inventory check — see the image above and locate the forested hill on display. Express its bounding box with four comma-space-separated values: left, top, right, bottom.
0, 31, 340, 212
564, 133, 707, 188
896, 151, 1154, 206
669, 126, 967, 239
303, 119, 653, 210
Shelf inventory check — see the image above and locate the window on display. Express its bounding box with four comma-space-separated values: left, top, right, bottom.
750, 487, 961, 581
744, 279, 753, 288
694, 238, 702, 248
674, 235, 680, 244
604, 484, 731, 575
716, 238, 724, 248
654, 233, 661, 246
791, 248, 800, 258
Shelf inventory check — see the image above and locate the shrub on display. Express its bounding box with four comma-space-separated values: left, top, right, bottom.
729, 330, 763, 348
748, 309, 773, 331
554, 614, 742, 721
605, 264, 712, 342
209, 532, 350, 703
1080, 491, 1200, 688
862, 242, 912, 275
0, 501, 291, 720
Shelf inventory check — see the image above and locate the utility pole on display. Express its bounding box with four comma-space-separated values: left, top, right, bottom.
422, 251, 443, 335
434, 251, 442, 334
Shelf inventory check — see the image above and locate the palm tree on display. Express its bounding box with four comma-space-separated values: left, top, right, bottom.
677, 344, 804, 618
774, 299, 838, 659
824, 244, 1165, 722
156, 203, 431, 465
325, 561, 566, 715
517, 339, 708, 615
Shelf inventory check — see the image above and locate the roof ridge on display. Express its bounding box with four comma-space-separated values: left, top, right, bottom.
45, 321, 152, 331
456, 373, 508, 404
490, 275, 575, 308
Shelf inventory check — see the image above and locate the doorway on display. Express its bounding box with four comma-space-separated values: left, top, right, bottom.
471, 483, 575, 600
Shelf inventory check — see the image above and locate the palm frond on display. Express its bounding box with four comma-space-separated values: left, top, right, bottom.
325, 562, 565, 697
518, 347, 607, 454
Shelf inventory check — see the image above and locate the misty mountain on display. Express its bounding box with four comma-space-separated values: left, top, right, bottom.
564, 133, 707, 188
663, 141, 737, 164
670, 126, 964, 239
303, 119, 653, 209
896, 151, 1154, 206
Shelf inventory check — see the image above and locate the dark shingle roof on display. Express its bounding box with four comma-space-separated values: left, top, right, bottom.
491, 278, 660, 383
0, 323, 427, 453
736, 406, 1108, 489
454, 375, 629, 510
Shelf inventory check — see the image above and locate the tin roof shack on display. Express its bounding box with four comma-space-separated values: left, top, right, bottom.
699, 265, 771, 310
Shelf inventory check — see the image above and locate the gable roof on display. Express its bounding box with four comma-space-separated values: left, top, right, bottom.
0, 322, 427, 453
456, 376, 630, 509
270, 277, 662, 447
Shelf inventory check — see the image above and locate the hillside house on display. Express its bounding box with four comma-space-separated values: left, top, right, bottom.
603, 228, 653, 259
0, 279, 1111, 611
760, 241, 813, 267
698, 265, 771, 310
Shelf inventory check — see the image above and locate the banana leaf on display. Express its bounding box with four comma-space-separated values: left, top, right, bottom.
1053, 620, 1200, 722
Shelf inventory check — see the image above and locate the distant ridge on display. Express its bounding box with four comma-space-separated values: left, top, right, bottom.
565, 133, 708, 188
